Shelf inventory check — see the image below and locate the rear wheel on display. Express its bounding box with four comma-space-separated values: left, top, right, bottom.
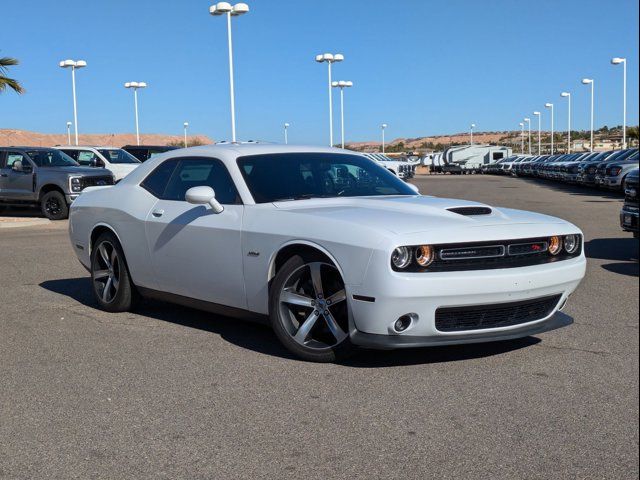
40, 191, 69, 220
270, 255, 354, 362
91, 232, 137, 312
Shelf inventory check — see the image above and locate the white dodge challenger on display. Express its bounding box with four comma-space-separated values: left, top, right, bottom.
69, 144, 586, 362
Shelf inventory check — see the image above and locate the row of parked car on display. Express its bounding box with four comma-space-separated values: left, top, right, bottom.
362, 153, 418, 180
484, 148, 639, 237
0, 144, 178, 220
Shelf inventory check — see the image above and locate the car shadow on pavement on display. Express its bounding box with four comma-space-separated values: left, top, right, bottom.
0, 206, 43, 218
585, 237, 639, 277
41, 277, 542, 367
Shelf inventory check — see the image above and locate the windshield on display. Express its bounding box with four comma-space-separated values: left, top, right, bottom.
237, 153, 416, 203
98, 149, 141, 164
26, 149, 78, 167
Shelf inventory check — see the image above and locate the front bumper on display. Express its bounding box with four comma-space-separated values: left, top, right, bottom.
351, 311, 573, 349
65, 194, 79, 204
620, 206, 639, 233
348, 254, 586, 337
600, 176, 624, 189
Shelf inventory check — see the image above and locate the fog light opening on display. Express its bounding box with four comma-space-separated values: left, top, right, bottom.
394, 315, 413, 333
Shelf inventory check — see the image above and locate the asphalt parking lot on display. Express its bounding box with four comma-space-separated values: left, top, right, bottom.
1, 175, 638, 480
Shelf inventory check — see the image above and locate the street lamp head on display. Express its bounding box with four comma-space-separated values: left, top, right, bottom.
470, 123, 475, 128
333, 54, 344, 62
315, 54, 324, 63
66, 121, 72, 127
561, 92, 570, 97
284, 123, 290, 128
59, 59, 76, 68
611, 57, 625, 65
344, 81, 353, 87
322, 53, 334, 62
581, 78, 593, 85
545, 103, 553, 108
381, 123, 387, 129
75, 60, 87, 68
231, 3, 249, 16
524, 117, 530, 122
519, 122, 524, 127
533, 111, 540, 116
184, 122, 189, 127
138, 82, 147, 88
331, 81, 339, 87
210, 2, 232, 14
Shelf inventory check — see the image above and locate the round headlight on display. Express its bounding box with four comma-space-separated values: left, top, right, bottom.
391, 246, 412, 269
564, 234, 580, 254
549, 236, 562, 256
415, 245, 435, 267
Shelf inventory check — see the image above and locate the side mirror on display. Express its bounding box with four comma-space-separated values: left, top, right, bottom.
90, 158, 105, 168
185, 186, 224, 214
12, 160, 23, 172
407, 183, 420, 194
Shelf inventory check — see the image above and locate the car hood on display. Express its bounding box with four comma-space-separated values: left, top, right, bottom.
39, 166, 113, 176
273, 195, 567, 235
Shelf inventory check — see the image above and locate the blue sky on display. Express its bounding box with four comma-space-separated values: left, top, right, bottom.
1, 0, 638, 144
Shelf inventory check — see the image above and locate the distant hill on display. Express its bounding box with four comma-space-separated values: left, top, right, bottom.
346, 131, 522, 153
0, 129, 213, 147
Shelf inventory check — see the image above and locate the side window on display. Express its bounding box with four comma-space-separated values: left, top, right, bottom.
6, 153, 27, 168
76, 150, 99, 166
61, 149, 79, 161
140, 159, 179, 198
163, 158, 240, 204
0, 151, 6, 168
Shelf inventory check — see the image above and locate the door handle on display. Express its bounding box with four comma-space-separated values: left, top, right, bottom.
152, 209, 165, 218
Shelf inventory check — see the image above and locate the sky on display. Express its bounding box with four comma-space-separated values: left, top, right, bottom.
1, 0, 638, 145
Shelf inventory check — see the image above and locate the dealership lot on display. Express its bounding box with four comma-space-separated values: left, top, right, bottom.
0, 175, 637, 479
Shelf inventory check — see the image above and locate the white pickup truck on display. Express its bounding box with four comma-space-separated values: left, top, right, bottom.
363, 153, 413, 180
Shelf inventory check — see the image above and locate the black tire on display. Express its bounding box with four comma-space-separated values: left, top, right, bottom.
40, 190, 69, 220
269, 254, 355, 362
90, 232, 138, 312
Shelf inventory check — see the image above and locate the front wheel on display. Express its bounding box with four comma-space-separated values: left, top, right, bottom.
40, 191, 69, 220
269, 255, 355, 362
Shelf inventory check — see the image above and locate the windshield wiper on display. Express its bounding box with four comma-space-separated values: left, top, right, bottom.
272, 194, 328, 202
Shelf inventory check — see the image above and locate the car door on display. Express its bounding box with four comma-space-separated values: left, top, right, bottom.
143, 156, 246, 309
0, 151, 35, 200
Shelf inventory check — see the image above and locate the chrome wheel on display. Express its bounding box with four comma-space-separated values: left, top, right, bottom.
278, 262, 349, 350
92, 241, 120, 304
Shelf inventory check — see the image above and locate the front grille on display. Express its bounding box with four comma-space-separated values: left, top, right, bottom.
394, 236, 582, 272
447, 206, 492, 216
80, 176, 114, 189
435, 294, 562, 332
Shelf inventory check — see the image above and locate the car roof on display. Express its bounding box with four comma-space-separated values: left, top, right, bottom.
55, 145, 121, 149
2, 146, 57, 151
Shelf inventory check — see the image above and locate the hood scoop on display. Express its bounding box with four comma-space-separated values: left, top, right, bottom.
447, 206, 492, 216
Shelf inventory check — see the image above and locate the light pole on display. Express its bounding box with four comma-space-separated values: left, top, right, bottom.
533, 111, 541, 154
66, 121, 72, 145
582, 78, 594, 152
124, 82, 147, 146
611, 57, 627, 148
58, 59, 86, 145
561, 92, 571, 153
183, 122, 189, 147
519, 122, 525, 154
315, 53, 344, 147
470, 123, 475, 145
545, 103, 554, 155
381, 123, 388, 154
524, 117, 531, 155
332, 80, 353, 148
284, 122, 290, 144
210, 2, 249, 143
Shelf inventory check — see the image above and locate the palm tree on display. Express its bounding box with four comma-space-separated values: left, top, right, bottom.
0, 55, 24, 94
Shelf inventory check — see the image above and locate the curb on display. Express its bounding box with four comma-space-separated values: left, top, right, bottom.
0, 218, 52, 229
